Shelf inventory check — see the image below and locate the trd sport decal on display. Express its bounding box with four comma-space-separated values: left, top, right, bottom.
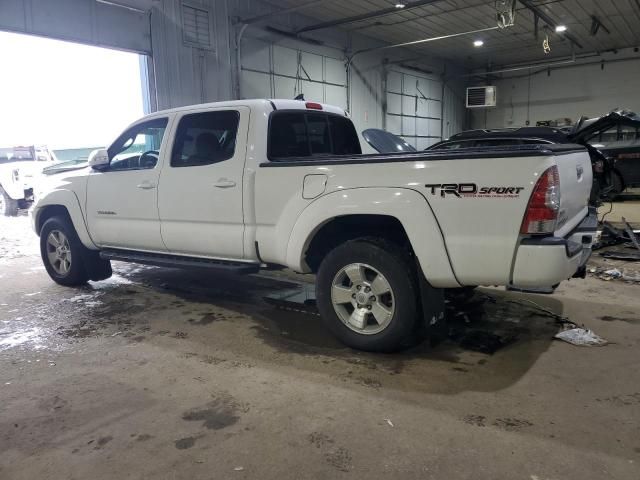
425, 183, 525, 198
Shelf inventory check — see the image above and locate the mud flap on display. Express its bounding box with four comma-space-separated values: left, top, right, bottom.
415, 259, 446, 344
81, 249, 113, 281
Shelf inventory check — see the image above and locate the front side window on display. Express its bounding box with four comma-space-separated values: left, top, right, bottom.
171, 110, 240, 167
108, 117, 168, 171
269, 111, 361, 160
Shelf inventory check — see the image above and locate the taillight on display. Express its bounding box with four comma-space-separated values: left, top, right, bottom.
520, 166, 561, 235
305, 102, 323, 110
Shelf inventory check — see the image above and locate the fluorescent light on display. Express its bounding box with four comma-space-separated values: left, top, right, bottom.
555, 25, 567, 32
395, 3, 406, 8
473, 40, 484, 47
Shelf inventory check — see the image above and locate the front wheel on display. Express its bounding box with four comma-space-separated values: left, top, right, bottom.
316, 238, 419, 352
0, 186, 19, 217
40, 216, 89, 286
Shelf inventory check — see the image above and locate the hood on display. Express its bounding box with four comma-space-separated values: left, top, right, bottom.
568, 109, 640, 144
42, 159, 89, 176
361, 129, 417, 154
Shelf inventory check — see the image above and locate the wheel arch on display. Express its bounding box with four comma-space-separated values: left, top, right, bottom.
285, 187, 460, 288
34, 190, 97, 249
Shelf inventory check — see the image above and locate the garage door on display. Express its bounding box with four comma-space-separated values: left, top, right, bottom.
386, 69, 442, 150
0, 0, 151, 54
240, 37, 347, 110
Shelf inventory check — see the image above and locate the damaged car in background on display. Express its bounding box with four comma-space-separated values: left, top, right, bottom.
427, 109, 640, 200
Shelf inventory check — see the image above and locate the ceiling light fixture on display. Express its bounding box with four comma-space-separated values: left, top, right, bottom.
473, 39, 484, 47
395, 3, 406, 8
555, 25, 567, 33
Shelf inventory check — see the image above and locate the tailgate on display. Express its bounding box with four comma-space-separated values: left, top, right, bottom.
554, 151, 593, 236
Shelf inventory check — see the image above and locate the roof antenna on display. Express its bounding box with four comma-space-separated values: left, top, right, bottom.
294, 93, 305, 101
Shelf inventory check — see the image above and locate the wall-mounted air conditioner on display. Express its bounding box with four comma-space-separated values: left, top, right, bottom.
466, 86, 497, 108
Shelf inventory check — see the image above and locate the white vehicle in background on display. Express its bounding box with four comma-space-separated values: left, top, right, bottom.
32, 99, 597, 352
0, 146, 57, 216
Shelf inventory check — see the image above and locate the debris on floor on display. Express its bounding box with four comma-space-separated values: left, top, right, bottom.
595, 217, 640, 262
603, 268, 622, 279
554, 328, 608, 347
458, 330, 517, 355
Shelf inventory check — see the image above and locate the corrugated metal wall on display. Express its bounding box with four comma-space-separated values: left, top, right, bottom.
0, 0, 467, 143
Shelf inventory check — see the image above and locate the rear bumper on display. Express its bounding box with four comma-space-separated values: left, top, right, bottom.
510, 208, 597, 289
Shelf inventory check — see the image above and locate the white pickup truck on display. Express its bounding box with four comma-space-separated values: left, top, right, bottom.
32, 99, 597, 351
1, 146, 57, 216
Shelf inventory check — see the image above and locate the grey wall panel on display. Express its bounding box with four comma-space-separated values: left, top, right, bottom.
387, 93, 402, 115
0, 0, 25, 30
274, 76, 296, 99
31, 0, 93, 40
301, 51, 322, 81
96, 2, 151, 53
241, 70, 272, 99
272, 45, 298, 77
301, 79, 323, 103
386, 115, 401, 135
241, 37, 271, 71
0, 0, 151, 53
325, 57, 346, 85
387, 71, 402, 94
325, 84, 347, 111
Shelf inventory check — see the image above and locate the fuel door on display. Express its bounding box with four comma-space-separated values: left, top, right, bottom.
302, 174, 328, 199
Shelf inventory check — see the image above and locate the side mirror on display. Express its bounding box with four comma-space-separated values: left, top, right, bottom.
88, 149, 109, 170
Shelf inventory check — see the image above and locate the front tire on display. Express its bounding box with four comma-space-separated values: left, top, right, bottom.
0, 186, 19, 217
316, 238, 419, 352
40, 216, 89, 286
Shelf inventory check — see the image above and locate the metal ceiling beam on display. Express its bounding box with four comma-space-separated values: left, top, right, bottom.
238, 0, 330, 25
295, 0, 443, 34
518, 0, 583, 49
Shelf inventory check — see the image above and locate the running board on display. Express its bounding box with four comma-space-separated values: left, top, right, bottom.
100, 249, 260, 274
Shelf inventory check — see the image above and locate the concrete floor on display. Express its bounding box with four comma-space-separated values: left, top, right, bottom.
1, 215, 639, 480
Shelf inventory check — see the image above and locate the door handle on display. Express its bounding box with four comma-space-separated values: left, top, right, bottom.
213, 178, 236, 188
136, 181, 156, 190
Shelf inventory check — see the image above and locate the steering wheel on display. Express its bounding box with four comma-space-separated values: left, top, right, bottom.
139, 150, 159, 169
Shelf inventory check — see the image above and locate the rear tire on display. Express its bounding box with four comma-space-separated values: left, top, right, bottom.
0, 186, 19, 217
316, 238, 419, 352
40, 216, 89, 286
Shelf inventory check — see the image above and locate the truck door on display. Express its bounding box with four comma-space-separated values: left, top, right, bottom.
157, 107, 248, 259
86, 117, 169, 251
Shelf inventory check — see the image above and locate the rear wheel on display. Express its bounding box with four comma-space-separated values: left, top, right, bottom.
316, 238, 419, 352
0, 187, 19, 217
40, 216, 90, 286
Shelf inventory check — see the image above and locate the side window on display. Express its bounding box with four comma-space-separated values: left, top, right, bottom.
269, 113, 310, 158
171, 110, 240, 167
269, 111, 362, 160
108, 118, 168, 171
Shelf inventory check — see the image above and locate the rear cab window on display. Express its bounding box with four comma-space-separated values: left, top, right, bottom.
268, 111, 361, 160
